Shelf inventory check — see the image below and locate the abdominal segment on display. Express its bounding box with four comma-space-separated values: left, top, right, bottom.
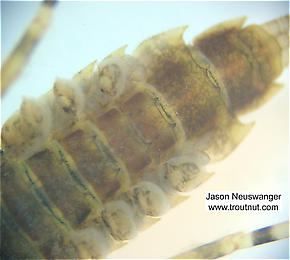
1, 15, 287, 258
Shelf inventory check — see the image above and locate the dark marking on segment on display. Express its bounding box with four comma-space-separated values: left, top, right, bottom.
252, 225, 278, 246
23, 164, 66, 225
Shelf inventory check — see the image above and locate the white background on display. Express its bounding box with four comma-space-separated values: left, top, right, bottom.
1, 1, 289, 259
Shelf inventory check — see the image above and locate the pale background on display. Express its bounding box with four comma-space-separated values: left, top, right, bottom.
1, 1, 289, 259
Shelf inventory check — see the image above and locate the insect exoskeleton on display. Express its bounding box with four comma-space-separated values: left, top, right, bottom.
160, 156, 213, 193
1, 97, 52, 159
1, 7, 288, 259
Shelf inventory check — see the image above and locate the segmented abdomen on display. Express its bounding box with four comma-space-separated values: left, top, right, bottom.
1, 15, 288, 258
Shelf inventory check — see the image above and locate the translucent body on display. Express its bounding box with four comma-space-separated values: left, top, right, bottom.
1, 3, 289, 258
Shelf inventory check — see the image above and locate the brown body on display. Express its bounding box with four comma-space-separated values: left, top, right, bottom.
1, 16, 288, 258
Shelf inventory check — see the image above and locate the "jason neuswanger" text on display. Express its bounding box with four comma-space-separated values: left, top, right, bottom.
206, 192, 281, 202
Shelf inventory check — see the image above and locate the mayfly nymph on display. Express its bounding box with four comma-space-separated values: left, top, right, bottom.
1, 8, 289, 259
